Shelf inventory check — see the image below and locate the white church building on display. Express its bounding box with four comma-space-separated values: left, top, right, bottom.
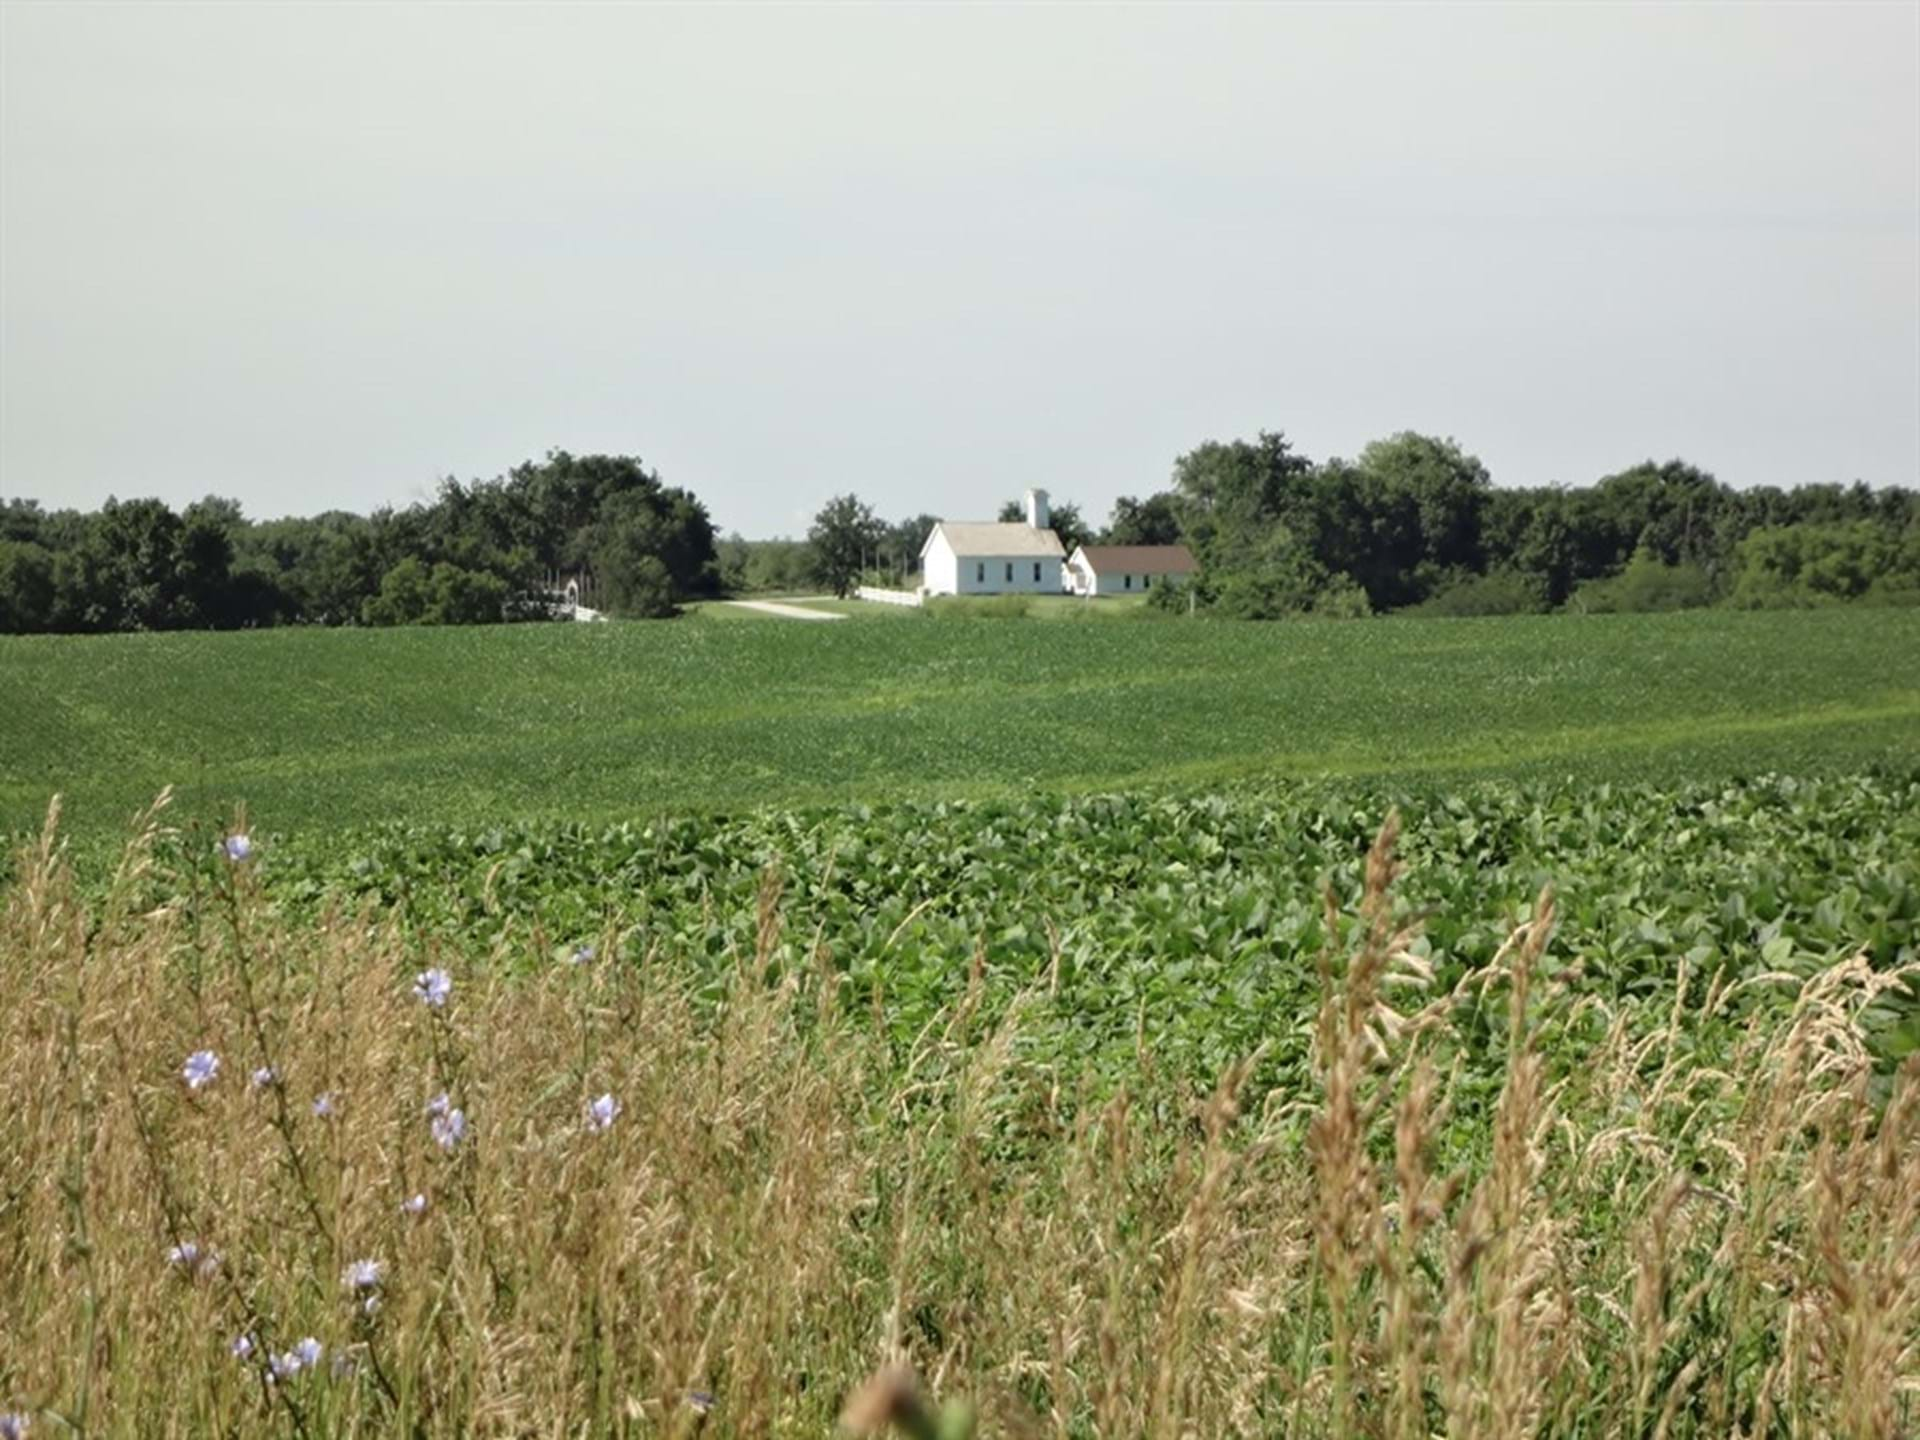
919, 489, 1066, 596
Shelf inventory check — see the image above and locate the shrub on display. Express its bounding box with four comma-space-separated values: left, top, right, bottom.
1569, 547, 1715, 613
1728, 521, 1919, 608
1401, 568, 1546, 617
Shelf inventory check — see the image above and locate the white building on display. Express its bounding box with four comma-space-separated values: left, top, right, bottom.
1063, 543, 1197, 597
920, 489, 1066, 595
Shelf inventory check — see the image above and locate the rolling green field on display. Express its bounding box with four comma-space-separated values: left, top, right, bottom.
2, 607, 1917, 841
5, 608, 1920, 1437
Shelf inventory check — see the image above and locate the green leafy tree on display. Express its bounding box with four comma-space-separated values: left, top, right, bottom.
0, 540, 56, 632
1104, 493, 1183, 546
808, 495, 884, 597
1728, 522, 1919, 608
592, 490, 683, 617
1170, 432, 1314, 566
362, 557, 435, 625
1349, 433, 1491, 607
1047, 502, 1093, 556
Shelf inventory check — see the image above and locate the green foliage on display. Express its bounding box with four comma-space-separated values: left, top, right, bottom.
1401, 568, 1548, 618
0, 451, 718, 633
1570, 546, 1715, 613
362, 559, 508, 626
1141, 429, 1913, 620
590, 490, 685, 617
176, 771, 1920, 1093
1103, 492, 1183, 546
1729, 522, 1920, 609
361, 556, 434, 625
720, 538, 818, 595
809, 494, 886, 598
0, 540, 55, 632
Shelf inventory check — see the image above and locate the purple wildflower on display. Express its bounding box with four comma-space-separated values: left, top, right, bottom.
342, 1258, 383, 1292
182, 1050, 220, 1090
687, 1389, 716, 1416
224, 833, 253, 863
0, 1413, 29, 1440
269, 1339, 323, 1381
249, 1065, 280, 1092
402, 1192, 428, 1216
412, 968, 452, 1008
430, 1105, 467, 1152
312, 1091, 338, 1119
570, 942, 595, 965
586, 1093, 621, 1132
168, 1241, 220, 1279
231, 1333, 255, 1361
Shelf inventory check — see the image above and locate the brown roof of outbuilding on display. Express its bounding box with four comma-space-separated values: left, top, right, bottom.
1071, 544, 1197, 574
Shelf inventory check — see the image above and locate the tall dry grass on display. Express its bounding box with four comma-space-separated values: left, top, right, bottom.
1, 797, 1915, 1437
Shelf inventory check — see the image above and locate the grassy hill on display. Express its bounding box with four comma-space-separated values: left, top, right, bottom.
2, 607, 1916, 841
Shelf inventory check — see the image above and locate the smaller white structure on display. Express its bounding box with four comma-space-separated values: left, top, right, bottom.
919, 488, 1066, 596
855, 585, 924, 608
1063, 544, 1197, 597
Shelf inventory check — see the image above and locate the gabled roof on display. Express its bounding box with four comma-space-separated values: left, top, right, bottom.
1070, 544, 1197, 574
924, 521, 1066, 559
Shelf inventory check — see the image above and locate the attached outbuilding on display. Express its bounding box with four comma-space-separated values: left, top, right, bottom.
920, 489, 1066, 596
1063, 544, 1197, 597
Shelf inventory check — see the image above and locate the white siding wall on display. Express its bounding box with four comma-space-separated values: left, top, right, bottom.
951, 555, 1063, 594
1087, 570, 1180, 597
923, 531, 960, 595
924, 528, 1065, 595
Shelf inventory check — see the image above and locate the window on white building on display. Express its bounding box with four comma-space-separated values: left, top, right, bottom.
1005, 562, 1013, 582
1033, 562, 1041, 582
976, 562, 985, 583
1125, 574, 1133, 590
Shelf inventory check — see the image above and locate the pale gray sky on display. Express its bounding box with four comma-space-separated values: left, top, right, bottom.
2, 3, 1915, 536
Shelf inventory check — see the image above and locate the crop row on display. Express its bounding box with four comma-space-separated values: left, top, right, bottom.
142, 770, 1919, 1123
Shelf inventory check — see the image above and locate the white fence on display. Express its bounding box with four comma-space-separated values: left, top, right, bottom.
855, 586, 925, 608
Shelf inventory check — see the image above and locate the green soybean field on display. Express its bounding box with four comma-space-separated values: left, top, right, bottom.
3, 607, 1916, 845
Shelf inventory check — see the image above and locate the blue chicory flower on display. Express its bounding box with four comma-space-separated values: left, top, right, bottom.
586, 1093, 621, 1132
430, 1106, 467, 1151
342, 1258, 383, 1292
182, 1050, 220, 1090
412, 968, 452, 1008
224, 834, 253, 863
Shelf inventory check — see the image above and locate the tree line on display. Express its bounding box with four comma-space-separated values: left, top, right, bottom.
1135, 432, 1919, 617
0, 452, 721, 632
801, 433, 1919, 614
5, 434, 1914, 633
